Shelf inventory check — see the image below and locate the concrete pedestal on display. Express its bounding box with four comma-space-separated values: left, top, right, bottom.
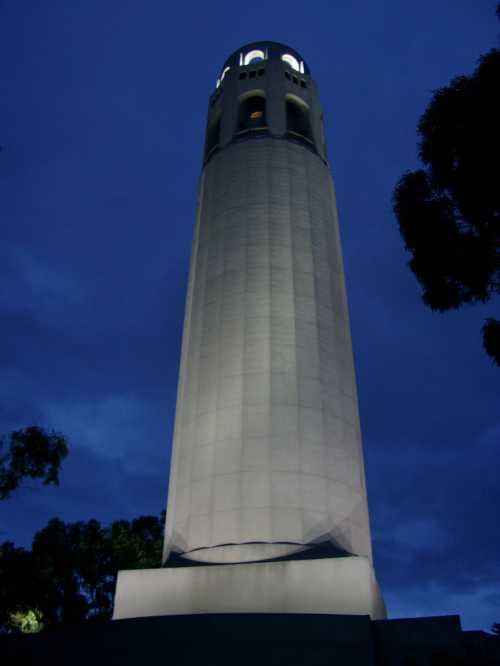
112, 555, 386, 620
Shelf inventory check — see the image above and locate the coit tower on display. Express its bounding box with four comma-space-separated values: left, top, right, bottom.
113, 42, 385, 620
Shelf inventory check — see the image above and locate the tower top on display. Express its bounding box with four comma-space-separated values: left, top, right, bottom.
204, 41, 326, 164
217, 41, 310, 89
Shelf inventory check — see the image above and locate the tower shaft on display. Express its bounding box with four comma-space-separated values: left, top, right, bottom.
164, 43, 372, 566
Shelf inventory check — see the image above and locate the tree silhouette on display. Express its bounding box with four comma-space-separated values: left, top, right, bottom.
0, 513, 164, 633
393, 7, 500, 365
0, 426, 69, 500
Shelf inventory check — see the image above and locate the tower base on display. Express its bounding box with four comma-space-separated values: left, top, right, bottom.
112, 555, 386, 620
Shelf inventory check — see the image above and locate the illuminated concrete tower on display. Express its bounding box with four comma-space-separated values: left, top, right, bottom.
113, 42, 385, 620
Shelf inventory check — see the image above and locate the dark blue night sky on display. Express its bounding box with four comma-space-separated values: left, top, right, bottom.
1, 0, 498, 630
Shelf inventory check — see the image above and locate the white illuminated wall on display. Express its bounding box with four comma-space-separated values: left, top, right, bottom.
163, 138, 373, 565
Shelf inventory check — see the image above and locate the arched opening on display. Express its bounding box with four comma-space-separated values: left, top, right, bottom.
205, 114, 222, 156
286, 96, 313, 143
216, 66, 230, 89
243, 49, 265, 66
281, 53, 300, 72
238, 93, 266, 132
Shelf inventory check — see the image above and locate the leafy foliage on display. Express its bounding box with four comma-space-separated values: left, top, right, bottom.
0, 512, 164, 633
0, 426, 69, 500
9, 609, 44, 633
393, 35, 500, 364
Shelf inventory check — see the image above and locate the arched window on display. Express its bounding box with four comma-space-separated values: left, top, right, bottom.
205, 114, 222, 156
281, 53, 300, 72
286, 96, 313, 142
243, 49, 265, 66
238, 93, 266, 132
216, 66, 230, 89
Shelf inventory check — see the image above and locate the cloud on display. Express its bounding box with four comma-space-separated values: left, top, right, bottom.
369, 423, 500, 628
0, 244, 176, 546
0, 439, 167, 549
387, 582, 500, 632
